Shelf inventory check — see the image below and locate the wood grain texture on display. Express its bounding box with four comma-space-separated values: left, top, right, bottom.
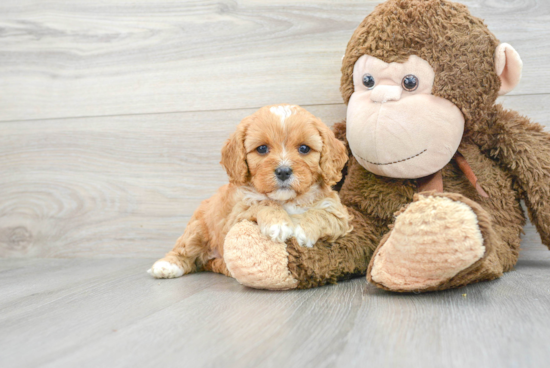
1, 94, 549, 258
0, 104, 346, 258
2, 2, 550, 367
2, 94, 548, 258
0, 237, 548, 368
0, 0, 549, 121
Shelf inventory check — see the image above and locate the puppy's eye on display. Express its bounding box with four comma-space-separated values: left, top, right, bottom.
362, 74, 375, 89
402, 75, 419, 92
256, 145, 269, 154
298, 145, 311, 154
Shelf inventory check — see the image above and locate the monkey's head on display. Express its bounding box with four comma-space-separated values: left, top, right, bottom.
341, 0, 523, 179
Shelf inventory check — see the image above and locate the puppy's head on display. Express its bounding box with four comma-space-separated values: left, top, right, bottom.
220, 104, 348, 201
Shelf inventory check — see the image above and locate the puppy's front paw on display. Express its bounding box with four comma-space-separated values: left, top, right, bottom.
147, 261, 184, 279
293, 225, 317, 248
260, 222, 294, 243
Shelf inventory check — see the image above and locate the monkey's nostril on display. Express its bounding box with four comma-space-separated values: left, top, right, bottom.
275, 166, 293, 181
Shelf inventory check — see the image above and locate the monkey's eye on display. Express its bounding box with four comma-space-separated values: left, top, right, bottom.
362, 74, 375, 89
402, 75, 419, 92
298, 145, 311, 154
256, 145, 269, 154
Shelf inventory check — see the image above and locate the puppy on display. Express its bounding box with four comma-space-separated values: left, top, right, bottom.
148, 104, 351, 279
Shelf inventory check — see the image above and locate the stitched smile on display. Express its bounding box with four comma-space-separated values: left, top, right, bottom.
357, 149, 427, 166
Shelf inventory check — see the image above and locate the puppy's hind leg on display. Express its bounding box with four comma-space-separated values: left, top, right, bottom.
148, 220, 205, 279
204, 258, 232, 277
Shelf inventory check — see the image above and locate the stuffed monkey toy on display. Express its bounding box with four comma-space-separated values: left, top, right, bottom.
223, 0, 550, 292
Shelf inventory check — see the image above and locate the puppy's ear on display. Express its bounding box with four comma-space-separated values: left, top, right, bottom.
220, 117, 251, 185
315, 119, 348, 187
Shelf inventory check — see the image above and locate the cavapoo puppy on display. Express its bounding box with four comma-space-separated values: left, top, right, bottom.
148, 104, 351, 279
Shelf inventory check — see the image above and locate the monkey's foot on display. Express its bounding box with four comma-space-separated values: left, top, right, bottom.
224, 220, 298, 290
368, 193, 488, 292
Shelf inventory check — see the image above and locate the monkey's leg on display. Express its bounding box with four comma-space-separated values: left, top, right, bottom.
367, 192, 508, 292
224, 208, 379, 290
148, 219, 205, 279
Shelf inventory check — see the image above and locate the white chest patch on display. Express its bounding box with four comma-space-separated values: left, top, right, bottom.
267, 188, 297, 201
270, 105, 296, 125
238, 186, 268, 205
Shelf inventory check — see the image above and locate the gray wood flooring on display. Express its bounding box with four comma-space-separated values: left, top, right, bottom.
2, 1, 550, 367
1, 229, 550, 368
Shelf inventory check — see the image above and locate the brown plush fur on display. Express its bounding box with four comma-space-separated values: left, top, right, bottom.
272, 0, 549, 291
216, 0, 549, 292
367, 192, 503, 292
340, 0, 501, 137
286, 207, 378, 289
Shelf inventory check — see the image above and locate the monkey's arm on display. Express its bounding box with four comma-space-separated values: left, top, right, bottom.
474, 105, 550, 248
332, 120, 349, 191
332, 120, 348, 145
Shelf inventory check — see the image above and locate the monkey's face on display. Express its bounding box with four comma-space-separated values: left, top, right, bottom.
346, 55, 465, 179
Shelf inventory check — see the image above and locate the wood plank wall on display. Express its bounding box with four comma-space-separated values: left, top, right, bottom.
1, 0, 549, 258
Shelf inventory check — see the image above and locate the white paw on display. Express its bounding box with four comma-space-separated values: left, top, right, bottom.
261, 222, 294, 243
293, 225, 316, 248
147, 261, 184, 279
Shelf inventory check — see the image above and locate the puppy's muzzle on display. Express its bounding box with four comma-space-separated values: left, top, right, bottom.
275, 166, 293, 182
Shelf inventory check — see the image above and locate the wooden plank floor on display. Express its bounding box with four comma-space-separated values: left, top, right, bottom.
1, 227, 549, 368
2, 1, 550, 367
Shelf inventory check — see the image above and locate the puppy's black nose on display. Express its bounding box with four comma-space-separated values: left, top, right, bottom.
275, 166, 293, 181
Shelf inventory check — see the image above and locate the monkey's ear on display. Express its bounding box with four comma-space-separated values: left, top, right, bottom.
220, 118, 250, 185
495, 43, 523, 96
